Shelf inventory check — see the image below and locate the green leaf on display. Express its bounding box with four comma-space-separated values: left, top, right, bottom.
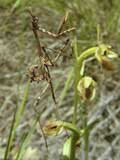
63, 137, 72, 159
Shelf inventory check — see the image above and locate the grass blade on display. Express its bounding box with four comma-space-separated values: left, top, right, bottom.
58, 69, 73, 106
11, 0, 22, 13
3, 107, 17, 160
15, 116, 39, 160
14, 80, 30, 131
3, 80, 30, 160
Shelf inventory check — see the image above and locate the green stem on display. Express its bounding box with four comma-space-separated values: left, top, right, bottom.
68, 63, 80, 160
72, 63, 80, 124
63, 122, 80, 136
77, 47, 97, 63
68, 46, 97, 160
83, 104, 89, 160
77, 47, 99, 160
4, 81, 30, 160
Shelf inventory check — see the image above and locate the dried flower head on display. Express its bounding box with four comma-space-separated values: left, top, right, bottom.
77, 76, 96, 102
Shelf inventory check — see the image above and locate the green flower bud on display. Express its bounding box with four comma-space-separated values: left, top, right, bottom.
77, 76, 96, 101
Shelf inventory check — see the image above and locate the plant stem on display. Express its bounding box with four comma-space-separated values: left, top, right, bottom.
68, 63, 80, 160
83, 104, 89, 160
77, 47, 98, 160
68, 46, 97, 160
72, 63, 80, 124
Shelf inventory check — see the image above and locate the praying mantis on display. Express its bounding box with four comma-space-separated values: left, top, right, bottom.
28, 9, 75, 109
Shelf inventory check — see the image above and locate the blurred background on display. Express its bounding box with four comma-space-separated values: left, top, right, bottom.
0, 0, 120, 159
